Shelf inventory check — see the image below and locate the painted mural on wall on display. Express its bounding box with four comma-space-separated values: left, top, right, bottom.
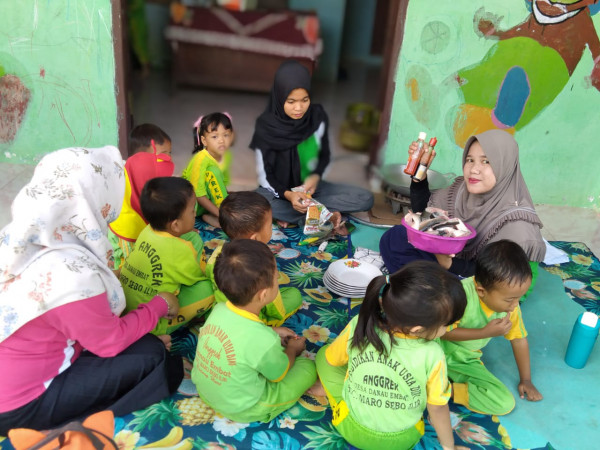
387, 0, 600, 207
0, 0, 118, 164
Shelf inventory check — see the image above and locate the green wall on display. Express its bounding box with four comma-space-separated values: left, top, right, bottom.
385, 0, 600, 207
0, 0, 118, 164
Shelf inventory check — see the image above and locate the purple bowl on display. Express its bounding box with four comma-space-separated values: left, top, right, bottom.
402, 217, 477, 255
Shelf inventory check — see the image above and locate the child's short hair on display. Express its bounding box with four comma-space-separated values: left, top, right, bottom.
130, 124, 171, 153
193, 113, 233, 153
214, 239, 277, 306
475, 240, 532, 290
140, 177, 195, 231
219, 191, 271, 239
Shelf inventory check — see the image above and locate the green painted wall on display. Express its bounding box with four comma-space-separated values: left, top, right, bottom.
0, 0, 118, 164
385, 0, 600, 207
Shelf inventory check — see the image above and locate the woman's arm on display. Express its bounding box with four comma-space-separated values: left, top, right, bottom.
410, 178, 431, 213
258, 148, 291, 199
313, 120, 331, 178
42, 292, 169, 358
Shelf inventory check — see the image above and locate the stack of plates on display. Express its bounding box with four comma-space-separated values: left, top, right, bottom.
323, 259, 383, 298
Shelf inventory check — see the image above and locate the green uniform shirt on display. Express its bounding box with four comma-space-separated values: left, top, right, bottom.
182, 149, 228, 215
325, 316, 450, 433
440, 277, 527, 355
191, 301, 290, 416
120, 225, 206, 333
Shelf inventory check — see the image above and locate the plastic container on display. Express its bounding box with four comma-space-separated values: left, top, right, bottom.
402, 217, 477, 255
565, 312, 600, 369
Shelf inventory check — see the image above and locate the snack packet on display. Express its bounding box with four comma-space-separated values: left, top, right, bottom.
292, 186, 333, 234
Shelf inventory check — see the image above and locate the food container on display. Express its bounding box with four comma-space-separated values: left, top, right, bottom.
402, 217, 477, 255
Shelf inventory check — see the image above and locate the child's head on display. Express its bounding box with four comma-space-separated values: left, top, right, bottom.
219, 191, 272, 242
140, 177, 196, 236
352, 261, 467, 355
214, 239, 278, 307
193, 113, 234, 160
474, 240, 532, 314
130, 124, 172, 156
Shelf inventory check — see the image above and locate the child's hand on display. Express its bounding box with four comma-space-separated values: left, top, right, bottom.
287, 336, 306, 356
274, 327, 297, 341
483, 314, 512, 337
158, 291, 180, 320
518, 380, 543, 402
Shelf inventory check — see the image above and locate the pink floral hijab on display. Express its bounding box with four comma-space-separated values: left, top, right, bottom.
0, 146, 126, 342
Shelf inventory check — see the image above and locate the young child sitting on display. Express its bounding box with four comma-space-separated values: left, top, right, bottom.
120, 177, 214, 345
182, 113, 233, 228
192, 239, 319, 423
205, 191, 302, 326
108, 123, 174, 270
315, 261, 468, 450
440, 239, 543, 416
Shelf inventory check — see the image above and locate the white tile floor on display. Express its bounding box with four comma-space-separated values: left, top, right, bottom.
1, 66, 599, 257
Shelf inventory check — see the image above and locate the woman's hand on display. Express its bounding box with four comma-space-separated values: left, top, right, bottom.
158, 291, 180, 320
434, 253, 455, 270
408, 141, 436, 179
284, 190, 310, 213
303, 174, 320, 195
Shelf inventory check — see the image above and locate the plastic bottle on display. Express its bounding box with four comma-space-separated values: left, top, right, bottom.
413, 137, 437, 181
564, 311, 600, 369
404, 132, 427, 176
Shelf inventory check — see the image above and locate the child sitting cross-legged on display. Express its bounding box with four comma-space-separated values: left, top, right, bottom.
206, 191, 302, 326
316, 261, 468, 450
440, 239, 543, 416
120, 177, 214, 348
192, 239, 320, 423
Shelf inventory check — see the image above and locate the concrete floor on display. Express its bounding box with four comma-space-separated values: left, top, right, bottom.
1, 67, 599, 257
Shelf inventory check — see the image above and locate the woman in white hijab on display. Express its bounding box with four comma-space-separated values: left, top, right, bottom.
0, 146, 182, 434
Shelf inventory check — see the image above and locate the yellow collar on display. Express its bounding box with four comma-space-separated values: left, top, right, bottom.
225, 301, 262, 323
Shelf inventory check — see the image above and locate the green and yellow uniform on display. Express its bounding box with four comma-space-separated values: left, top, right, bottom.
191, 301, 316, 423
182, 150, 228, 216
120, 225, 214, 334
316, 316, 450, 450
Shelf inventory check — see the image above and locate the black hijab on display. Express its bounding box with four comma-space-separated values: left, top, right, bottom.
250, 60, 327, 152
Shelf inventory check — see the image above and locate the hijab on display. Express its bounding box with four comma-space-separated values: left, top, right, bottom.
430, 130, 544, 260
0, 146, 126, 342
249, 59, 327, 152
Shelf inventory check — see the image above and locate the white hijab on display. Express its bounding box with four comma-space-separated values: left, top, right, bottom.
0, 146, 126, 342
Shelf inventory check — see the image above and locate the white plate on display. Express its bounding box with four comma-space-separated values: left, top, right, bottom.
323, 281, 366, 298
325, 259, 382, 289
323, 276, 365, 296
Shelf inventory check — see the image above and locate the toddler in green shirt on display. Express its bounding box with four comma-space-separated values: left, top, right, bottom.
120, 177, 214, 348
206, 191, 302, 326
440, 239, 543, 415
192, 239, 320, 423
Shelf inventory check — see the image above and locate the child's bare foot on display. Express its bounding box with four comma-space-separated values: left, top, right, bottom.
201, 214, 220, 228
276, 219, 290, 228
306, 379, 326, 397
158, 334, 172, 351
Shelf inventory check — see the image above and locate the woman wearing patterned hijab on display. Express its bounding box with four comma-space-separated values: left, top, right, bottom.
0, 146, 183, 434
251, 59, 373, 225
380, 130, 545, 277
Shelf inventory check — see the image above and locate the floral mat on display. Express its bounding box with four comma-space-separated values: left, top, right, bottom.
5, 227, 597, 450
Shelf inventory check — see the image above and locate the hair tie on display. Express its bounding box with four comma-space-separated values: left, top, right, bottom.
378, 275, 390, 319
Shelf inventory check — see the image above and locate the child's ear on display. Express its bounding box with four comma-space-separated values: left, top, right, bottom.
475, 280, 487, 299
256, 287, 269, 305
248, 232, 259, 241
168, 218, 181, 235
200, 135, 208, 148
408, 326, 424, 335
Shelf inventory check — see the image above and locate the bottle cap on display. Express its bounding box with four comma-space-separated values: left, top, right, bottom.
428, 137, 437, 147
581, 311, 599, 327
418, 132, 427, 140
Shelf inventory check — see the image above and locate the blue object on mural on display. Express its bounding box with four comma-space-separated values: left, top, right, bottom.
493, 66, 530, 128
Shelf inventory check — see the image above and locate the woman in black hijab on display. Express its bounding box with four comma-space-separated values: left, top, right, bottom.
251, 60, 373, 225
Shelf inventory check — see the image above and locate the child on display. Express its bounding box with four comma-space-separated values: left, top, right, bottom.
120, 177, 214, 342
440, 239, 543, 416
206, 191, 302, 326
130, 123, 172, 155
108, 123, 174, 270
250, 59, 373, 226
315, 261, 468, 450
182, 113, 233, 228
191, 239, 318, 423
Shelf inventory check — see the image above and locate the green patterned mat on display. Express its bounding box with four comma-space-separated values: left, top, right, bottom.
4, 228, 597, 449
